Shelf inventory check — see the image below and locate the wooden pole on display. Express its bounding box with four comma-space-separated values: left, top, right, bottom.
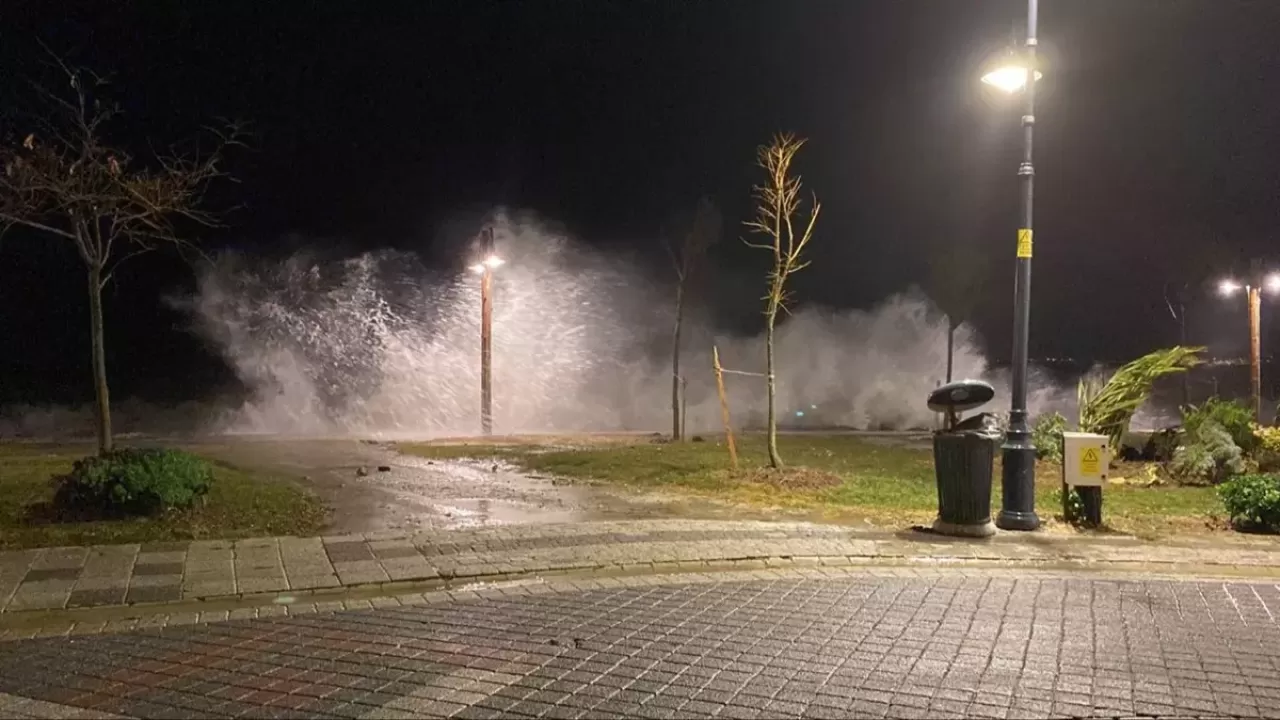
712, 346, 738, 470
1060, 435, 1069, 522
481, 267, 493, 435
1250, 284, 1262, 422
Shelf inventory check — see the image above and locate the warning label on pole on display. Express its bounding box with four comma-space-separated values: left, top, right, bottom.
1016, 228, 1033, 258
1080, 447, 1101, 476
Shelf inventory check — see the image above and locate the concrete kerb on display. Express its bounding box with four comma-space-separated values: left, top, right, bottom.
5, 549, 1280, 640
5, 518, 1280, 637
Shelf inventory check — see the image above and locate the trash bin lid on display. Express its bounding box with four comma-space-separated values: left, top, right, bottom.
927, 379, 996, 413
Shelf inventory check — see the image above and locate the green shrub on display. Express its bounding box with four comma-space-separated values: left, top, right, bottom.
1031, 412, 1067, 463
1218, 473, 1280, 532
1253, 425, 1280, 471
1049, 485, 1086, 525
1182, 398, 1258, 455
1170, 421, 1244, 485
53, 448, 213, 517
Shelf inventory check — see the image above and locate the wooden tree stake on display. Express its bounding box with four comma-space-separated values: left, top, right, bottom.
712, 345, 738, 470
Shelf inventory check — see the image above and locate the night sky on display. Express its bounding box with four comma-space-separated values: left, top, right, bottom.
2, 0, 1280, 405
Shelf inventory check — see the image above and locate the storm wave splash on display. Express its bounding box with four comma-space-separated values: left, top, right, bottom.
186, 216, 1010, 437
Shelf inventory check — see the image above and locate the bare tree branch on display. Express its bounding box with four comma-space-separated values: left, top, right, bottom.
0, 53, 240, 454
744, 133, 821, 469
0, 212, 77, 240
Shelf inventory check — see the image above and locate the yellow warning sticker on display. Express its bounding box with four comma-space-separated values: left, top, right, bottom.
1080, 447, 1101, 476
1016, 228, 1033, 258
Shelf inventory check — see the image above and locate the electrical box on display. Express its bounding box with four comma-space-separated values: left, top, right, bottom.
1062, 432, 1109, 487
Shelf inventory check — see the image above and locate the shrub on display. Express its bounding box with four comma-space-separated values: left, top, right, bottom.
1049, 485, 1086, 526
1031, 412, 1067, 463
1182, 398, 1258, 455
1254, 425, 1280, 471
1170, 421, 1244, 485
53, 448, 213, 517
1142, 427, 1181, 462
1218, 473, 1280, 532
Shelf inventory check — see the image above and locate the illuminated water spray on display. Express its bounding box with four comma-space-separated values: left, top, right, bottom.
186, 213, 1016, 437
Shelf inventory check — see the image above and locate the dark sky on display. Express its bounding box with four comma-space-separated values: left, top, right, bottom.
3, 0, 1280, 404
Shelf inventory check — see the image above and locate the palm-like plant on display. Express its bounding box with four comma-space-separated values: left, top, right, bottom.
1078, 346, 1204, 451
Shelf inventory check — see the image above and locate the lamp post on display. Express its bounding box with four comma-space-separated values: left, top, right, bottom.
983, 0, 1042, 531
470, 227, 504, 435
1163, 282, 1191, 405
1218, 265, 1280, 422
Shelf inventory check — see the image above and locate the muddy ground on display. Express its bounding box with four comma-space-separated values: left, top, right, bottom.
185, 437, 757, 535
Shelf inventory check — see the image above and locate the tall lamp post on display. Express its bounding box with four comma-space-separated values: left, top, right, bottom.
982, 0, 1043, 531
1163, 282, 1191, 406
1218, 265, 1280, 422
470, 227, 504, 435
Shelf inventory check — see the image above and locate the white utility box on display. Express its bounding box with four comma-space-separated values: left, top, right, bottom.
1062, 432, 1109, 487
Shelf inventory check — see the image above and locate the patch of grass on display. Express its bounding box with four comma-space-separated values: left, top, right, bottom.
402, 434, 1228, 537
0, 443, 327, 549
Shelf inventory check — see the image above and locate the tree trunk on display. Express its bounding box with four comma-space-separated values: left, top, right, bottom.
945, 314, 955, 384
671, 286, 684, 441
87, 266, 113, 455
765, 312, 783, 469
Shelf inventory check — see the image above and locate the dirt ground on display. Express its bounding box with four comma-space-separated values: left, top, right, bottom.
185, 436, 745, 535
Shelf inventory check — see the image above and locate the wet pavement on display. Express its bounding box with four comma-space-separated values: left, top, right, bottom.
7, 436, 1279, 717
186, 438, 696, 535
7, 519, 1280, 630
3, 566, 1280, 718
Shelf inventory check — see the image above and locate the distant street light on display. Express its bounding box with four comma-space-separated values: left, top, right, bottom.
984, 0, 1041, 532
471, 227, 502, 435
1219, 264, 1280, 421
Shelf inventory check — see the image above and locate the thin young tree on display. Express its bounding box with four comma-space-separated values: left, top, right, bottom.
0, 58, 240, 455
927, 236, 990, 384
744, 133, 821, 469
665, 197, 721, 441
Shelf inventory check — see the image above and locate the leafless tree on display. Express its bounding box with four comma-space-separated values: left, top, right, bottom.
0, 56, 242, 454
665, 197, 721, 441
744, 133, 821, 469
927, 237, 990, 385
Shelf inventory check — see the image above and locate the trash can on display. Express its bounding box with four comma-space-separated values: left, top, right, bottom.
927, 380, 999, 538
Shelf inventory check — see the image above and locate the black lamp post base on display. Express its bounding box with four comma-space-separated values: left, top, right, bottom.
996, 508, 1040, 531
996, 442, 1041, 531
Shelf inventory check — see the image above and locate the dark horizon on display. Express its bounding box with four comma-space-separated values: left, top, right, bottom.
3, 0, 1280, 407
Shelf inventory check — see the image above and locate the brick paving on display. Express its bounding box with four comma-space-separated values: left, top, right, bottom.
1, 567, 1279, 718
6, 520, 1280, 617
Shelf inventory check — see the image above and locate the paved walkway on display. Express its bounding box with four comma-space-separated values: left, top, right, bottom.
4, 520, 1280, 642
2, 565, 1280, 718
6, 520, 1280, 618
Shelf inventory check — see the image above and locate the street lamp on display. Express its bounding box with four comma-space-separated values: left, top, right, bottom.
1218, 264, 1280, 421
986, 0, 1041, 532
981, 64, 1043, 94
1219, 279, 1243, 296
470, 227, 502, 435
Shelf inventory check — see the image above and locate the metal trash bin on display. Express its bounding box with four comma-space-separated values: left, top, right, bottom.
927, 381, 999, 537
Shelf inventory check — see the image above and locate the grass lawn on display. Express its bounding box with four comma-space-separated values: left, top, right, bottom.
0, 443, 328, 550
401, 434, 1225, 538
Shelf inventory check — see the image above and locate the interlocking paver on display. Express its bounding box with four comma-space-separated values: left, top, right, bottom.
5, 519, 1280, 622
